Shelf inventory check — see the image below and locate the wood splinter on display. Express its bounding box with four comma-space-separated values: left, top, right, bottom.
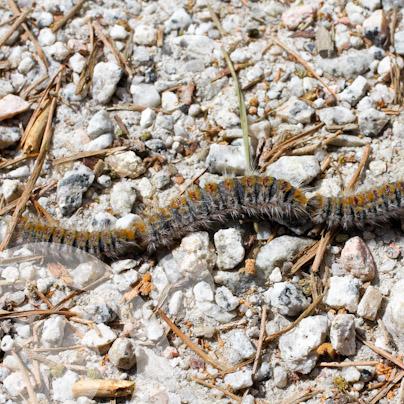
72, 379, 135, 398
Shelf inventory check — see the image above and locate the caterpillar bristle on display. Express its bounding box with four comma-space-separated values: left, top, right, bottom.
10, 177, 403, 259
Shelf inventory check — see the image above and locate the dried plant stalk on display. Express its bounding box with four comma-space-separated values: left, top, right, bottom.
346, 144, 371, 192
21, 101, 51, 153
0, 68, 63, 252
0, 8, 30, 47
51, 0, 86, 32
72, 379, 135, 398
7, 0, 48, 68
158, 309, 228, 371
93, 21, 133, 76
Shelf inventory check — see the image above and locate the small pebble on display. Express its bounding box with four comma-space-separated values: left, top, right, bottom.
383, 279, 404, 352
81, 323, 116, 354
222, 329, 256, 365
92, 62, 123, 104
87, 110, 114, 139
363, 10, 388, 46
57, 164, 95, 216
324, 276, 361, 312
340, 236, 376, 281
214, 228, 245, 270
215, 286, 240, 311
0, 94, 30, 122
110, 181, 137, 216
357, 286, 382, 321
358, 108, 389, 137
265, 155, 320, 187
264, 282, 309, 316
330, 314, 356, 356
130, 83, 161, 109
279, 315, 328, 374
276, 96, 314, 124
108, 337, 137, 370
224, 369, 253, 390
273, 366, 288, 388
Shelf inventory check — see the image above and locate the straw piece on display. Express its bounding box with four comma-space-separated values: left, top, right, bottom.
265, 294, 323, 343
7, 0, 48, 68
191, 376, 241, 402
0, 8, 30, 47
0, 68, 63, 252
207, 4, 252, 174
51, 0, 87, 32
72, 379, 135, 398
93, 21, 133, 77
346, 144, 371, 192
157, 309, 228, 371
272, 36, 337, 99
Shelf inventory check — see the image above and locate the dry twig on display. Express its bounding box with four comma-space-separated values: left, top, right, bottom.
51, 0, 87, 32
346, 144, 371, 192
265, 294, 323, 343
7, 0, 48, 68
252, 305, 267, 377
357, 335, 404, 371
191, 376, 241, 402
12, 350, 39, 404
0, 8, 31, 47
319, 360, 380, 368
0, 68, 64, 252
272, 37, 336, 99
157, 309, 228, 371
260, 123, 324, 168
93, 21, 133, 76
53, 145, 128, 165
369, 369, 404, 404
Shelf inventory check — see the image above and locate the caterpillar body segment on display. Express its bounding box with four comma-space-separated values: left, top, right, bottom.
308, 181, 404, 229
11, 177, 403, 259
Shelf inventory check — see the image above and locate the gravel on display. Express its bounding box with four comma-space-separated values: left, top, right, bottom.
383, 279, 404, 352
330, 314, 357, 356
214, 228, 245, 270
279, 315, 329, 374
92, 62, 123, 104
0, 0, 403, 401
265, 155, 321, 187
256, 236, 315, 278
324, 276, 361, 313
264, 282, 309, 316
340, 236, 376, 281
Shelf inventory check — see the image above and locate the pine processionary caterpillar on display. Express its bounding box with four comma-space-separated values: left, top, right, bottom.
10, 176, 404, 259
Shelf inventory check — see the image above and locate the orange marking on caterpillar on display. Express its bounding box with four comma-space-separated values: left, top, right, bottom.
240, 176, 256, 187
292, 189, 308, 205
278, 180, 292, 193
223, 178, 235, 190
187, 188, 202, 201
204, 182, 218, 194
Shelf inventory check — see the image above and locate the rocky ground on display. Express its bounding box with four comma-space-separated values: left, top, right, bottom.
0, 0, 404, 403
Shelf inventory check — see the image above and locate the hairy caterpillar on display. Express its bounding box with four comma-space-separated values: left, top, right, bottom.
11, 176, 404, 259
